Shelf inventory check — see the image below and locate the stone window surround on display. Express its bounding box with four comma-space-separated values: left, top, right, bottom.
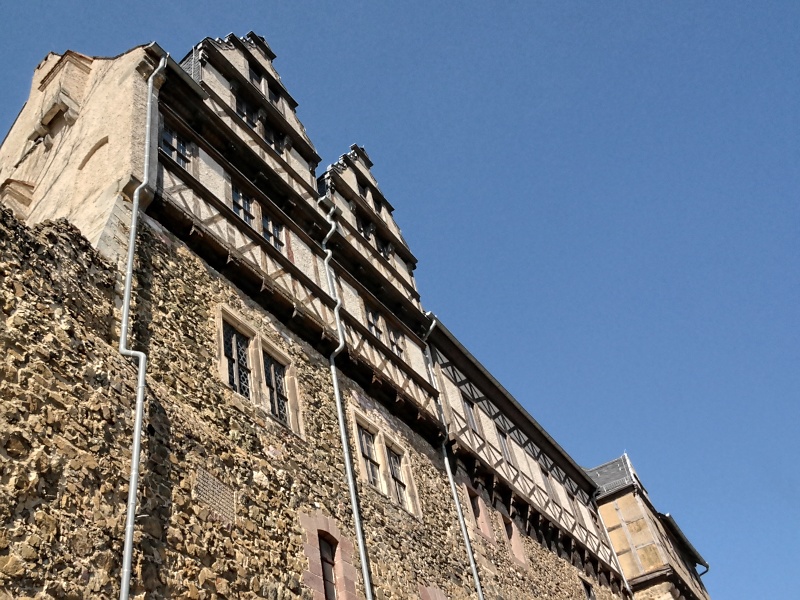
349, 405, 421, 517
582, 578, 597, 600
216, 304, 303, 436
501, 512, 528, 566
299, 511, 358, 600
462, 480, 495, 544
494, 496, 528, 567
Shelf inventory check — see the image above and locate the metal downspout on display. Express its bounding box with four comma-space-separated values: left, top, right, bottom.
118, 53, 168, 600
422, 312, 486, 600
319, 198, 375, 600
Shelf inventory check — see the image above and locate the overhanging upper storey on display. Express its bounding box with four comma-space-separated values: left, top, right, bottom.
318, 145, 421, 316
179, 32, 321, 189
150, 34, 443, 443
428, 319, 621, 576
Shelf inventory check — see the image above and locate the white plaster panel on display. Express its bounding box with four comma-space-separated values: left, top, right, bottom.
204, 63, 232, 102
550, 478, 572, 516
579, 504, 598, 537
339, 279, 362, 322
288, 231, 317, 283
405, 343, 428, 380
197, 148, 225, 199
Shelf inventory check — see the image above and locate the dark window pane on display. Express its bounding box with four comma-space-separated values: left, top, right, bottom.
223, 321, 250, 398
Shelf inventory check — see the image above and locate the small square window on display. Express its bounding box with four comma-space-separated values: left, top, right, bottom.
366, 305, 383, 341
357, 180, 367, 197
261, 213, 285, 252
232, 185, 254, 226
222, 321, 251, 398
160, 126, 190, 169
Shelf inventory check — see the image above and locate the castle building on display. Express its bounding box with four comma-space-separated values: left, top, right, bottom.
0, 32, 708, 600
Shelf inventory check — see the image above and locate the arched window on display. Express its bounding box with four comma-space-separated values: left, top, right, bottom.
319, 532, 338, 600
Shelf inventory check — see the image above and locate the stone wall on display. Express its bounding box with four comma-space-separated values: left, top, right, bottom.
0, 206, 626, 599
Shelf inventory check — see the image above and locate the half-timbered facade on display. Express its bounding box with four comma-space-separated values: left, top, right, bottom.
0, 31, 707, 600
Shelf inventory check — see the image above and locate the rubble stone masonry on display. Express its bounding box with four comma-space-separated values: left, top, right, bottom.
0, 206, 623, 600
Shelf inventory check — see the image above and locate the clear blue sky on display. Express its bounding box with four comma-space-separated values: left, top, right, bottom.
2, 2, 797, 598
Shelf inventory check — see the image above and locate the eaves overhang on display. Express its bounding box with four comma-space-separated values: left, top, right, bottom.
325, 168, 417, 266
196, 40, 320, 164
145, 42, 208, 101
658, 512, 709, 570
339, 149, 396, 213
228, 33, 299, 109
429, 319, 598, 493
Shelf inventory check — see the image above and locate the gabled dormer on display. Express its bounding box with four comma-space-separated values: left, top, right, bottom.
179, 32, 320, 189
319, 145, 420, 310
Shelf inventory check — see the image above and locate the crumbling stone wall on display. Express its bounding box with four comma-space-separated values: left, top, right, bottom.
1, 206, 626, 599
0, 207, 131, 598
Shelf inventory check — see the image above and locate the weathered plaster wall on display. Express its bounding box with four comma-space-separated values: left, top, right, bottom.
0, 48, 151, 250
598, 491, 707, 600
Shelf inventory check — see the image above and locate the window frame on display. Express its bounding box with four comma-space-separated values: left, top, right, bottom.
160, 125, 191, 169
351, 406, 420, 516
583, 581, 596, 600
496, 423, 517, 470
461, 392, 483, 437
222, 320, 252, 398
387, 326, 404, 358
235, 94, 258, 129
386, 446, 408, 510
268, 85, 281, 105
357, 215, 375, 241
261, 212, 285, 252
357, 424, 381, 489
375, 236, 393, 260
217, 306, 303, 436
232, 184, 255, 226
248, 63, 263, 92
263, 351, 289, 426
365, 304, 383, 342
465, 483, 495, 542
319, 533, 338, 600
299, 512, 358, 600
